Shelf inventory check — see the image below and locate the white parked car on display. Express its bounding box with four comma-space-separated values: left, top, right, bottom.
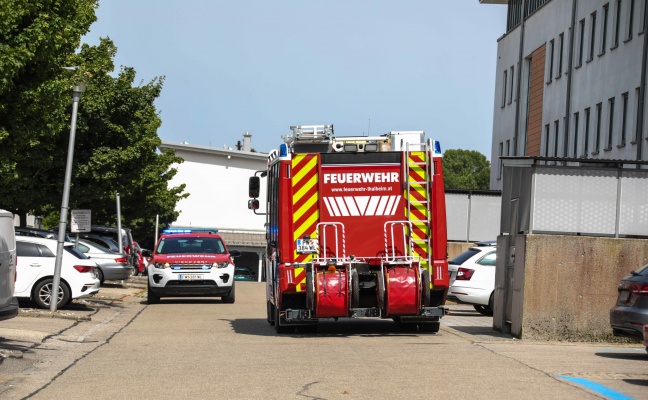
15, 236, 100, 309
447, 242, 497, 316
74, 238, 132, 284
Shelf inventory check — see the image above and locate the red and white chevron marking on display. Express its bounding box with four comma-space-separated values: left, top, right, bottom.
322, 195, 401, 217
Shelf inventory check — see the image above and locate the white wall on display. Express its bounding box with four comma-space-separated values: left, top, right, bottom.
167, 147, 268, 232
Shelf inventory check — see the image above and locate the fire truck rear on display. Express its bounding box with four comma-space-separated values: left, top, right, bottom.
248, 125, 449, 333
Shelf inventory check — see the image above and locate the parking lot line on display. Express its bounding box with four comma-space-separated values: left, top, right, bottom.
558, 376, 636, 400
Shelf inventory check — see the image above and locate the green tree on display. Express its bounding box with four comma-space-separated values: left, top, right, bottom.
442, 149, 491, 190
62, 39, 188, 247
0, 1, 187, 247
0, 0, 98, 219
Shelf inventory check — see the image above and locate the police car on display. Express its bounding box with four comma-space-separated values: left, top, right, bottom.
147, 228, 241, 304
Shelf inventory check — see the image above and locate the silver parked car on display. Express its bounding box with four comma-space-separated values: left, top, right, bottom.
610, 263, 648, 340
74, 239, 133, 284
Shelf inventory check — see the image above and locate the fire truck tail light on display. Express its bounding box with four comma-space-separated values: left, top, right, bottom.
456, 267, 474, 280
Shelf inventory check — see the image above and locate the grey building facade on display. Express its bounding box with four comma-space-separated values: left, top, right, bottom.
486, 0, 648, 190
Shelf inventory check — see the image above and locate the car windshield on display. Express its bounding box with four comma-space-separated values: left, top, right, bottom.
156, 237, 227, 255
449, 248, 480, 265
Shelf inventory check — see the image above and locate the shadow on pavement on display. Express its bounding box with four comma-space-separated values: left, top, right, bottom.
622, 379, 648, 387
595, 352, 648, 361
446, 325, 513, 339
226, 317, 445, 338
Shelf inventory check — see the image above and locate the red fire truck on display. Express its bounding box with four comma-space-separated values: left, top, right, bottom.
248, 125, 448, 333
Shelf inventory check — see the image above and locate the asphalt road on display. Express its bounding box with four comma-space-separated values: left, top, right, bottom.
1, 279, 646, 399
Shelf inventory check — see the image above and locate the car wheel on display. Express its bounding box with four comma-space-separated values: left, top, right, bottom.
131, 267, 139, 277
96, 267, 105, 285
33, 279, 71, 309
473, 304, 493, 316
222, 281, 235, 304
147, 282, 160, 304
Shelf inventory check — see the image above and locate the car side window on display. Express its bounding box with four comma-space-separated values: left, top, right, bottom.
76, 243, 90, 253
37, 244, 55, 257
477, 251, 497, 266
16, 242, 40, 257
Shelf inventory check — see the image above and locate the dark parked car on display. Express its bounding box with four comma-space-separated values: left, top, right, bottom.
610, 263, 648, 340
234, 267, 255, 281
76, 233, 122, 253
15, 227, 71, 242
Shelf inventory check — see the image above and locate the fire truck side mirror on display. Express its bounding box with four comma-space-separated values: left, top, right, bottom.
249, 176, 260, 198
248, 199, 259, 210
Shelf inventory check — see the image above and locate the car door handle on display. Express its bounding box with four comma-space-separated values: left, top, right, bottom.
30, 263, 41, 267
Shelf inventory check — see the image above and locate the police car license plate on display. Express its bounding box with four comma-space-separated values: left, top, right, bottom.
296, 238, 319, 254
179, 274, 203, 281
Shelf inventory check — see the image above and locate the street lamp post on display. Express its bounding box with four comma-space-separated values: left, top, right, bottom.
51, 81, 86, 312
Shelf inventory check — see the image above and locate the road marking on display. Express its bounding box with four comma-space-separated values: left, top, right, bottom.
558, 376, 635, 400
76, 311, 122, 342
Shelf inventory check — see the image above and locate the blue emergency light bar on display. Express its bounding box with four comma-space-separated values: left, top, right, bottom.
163, 227, 219, 234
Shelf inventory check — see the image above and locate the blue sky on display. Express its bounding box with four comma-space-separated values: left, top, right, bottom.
83, 1, 508, 159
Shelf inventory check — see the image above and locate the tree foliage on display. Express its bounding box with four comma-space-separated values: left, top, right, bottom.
442, 149, 491, 190
0, 2, 187, 248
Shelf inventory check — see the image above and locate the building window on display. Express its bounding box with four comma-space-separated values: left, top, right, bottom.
584, 108, 591, 156
606, 97, 615, 150
626, 0, 635, 41
544, 124, 550, 156
508, 65, 515, 104
595, 102, 603, 153
601, 3, 609, 55
577, 19, 586, 67
589, 12, 597, 61
548, 39, 555, 82
502, 69, 508, 108
498, 142, 503, 179
620, 92, 628, 146
557, 33, 564, 77
573, 112, 580, 158
554, 120, 560, 157
613, 0, 622, 48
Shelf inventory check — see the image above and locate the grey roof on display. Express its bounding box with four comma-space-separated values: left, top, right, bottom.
159, 141, 268, 161
219, 231, 266, 247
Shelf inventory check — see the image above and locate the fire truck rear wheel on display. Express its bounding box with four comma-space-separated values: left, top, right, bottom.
274, 305, 295, 334
418, 317, 440, 333
420, 269, 431, 307
351, 269, 360, 308
266, 301, 275, 325
306, 267, 314, 310
376, 269, 385, 310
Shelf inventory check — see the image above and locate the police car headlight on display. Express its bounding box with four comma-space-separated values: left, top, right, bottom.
215, 262, 230, 269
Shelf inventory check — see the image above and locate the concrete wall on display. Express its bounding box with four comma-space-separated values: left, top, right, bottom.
519, 234, 648, 341
447, 242, 476, 260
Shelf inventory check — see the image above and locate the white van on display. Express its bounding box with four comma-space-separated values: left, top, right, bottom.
0, 209, 19, 320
